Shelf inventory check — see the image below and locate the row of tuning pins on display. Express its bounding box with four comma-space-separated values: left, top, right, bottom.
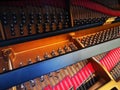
71, 5, 109, 26
2, 9, 70, 36
17, 60, 96, 90
74, 17, 108, 26
43, 11, 70, 32
79, 26, 120, 47
18, 43, 77, 67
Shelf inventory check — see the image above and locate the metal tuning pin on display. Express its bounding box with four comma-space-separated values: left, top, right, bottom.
36, 23, 43, 33
69, 43, 77, 51
19, 62, 23, 67
2, 68, 6, 72
48, 72, 53, 77
30, 80, 36, 87
40, 76, 44, 82
10, 23, 14, 29
11, 32, 16, 36
64, 45, 71, 53
57, 48, 63, 55
20, 84, 26, 90
51, 50, 56, 57
28, 59, 32, 64
19, 23, 24, 35
44, 53, 50, 59
36, 56, 41, 61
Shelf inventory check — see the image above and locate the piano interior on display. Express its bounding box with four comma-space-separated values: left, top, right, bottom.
0, 0, 120, 90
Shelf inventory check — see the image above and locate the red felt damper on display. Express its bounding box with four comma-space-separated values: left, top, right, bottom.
72, 63, 95, 89
100, 47, 120, 71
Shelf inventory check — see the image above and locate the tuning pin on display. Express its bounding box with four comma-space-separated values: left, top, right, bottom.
3, 20, 7, 25
48, 73, 53, 77
20, 84, 26, 90
19, 23, 23, 27
40, 76, 44, 82
19, 62, 23, 67
36, 23, 43, 33
57, 48, 63, 55
2, 68, 6, 72
64, 45, 70, 52
10, 27, 15, 32
20, 31, 24, 35
51, 50, 56, 57
36, 56, 41, 61
28, 59, 32, 64
30, 80, 36, 87
44, 53, 50, 59
10, 23, 14, 28
28, 24, 32, 34
69, 43, 77, 51
11, 32, 16, 36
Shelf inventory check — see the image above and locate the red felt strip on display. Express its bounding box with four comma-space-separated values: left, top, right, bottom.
100, 47, 120, 71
